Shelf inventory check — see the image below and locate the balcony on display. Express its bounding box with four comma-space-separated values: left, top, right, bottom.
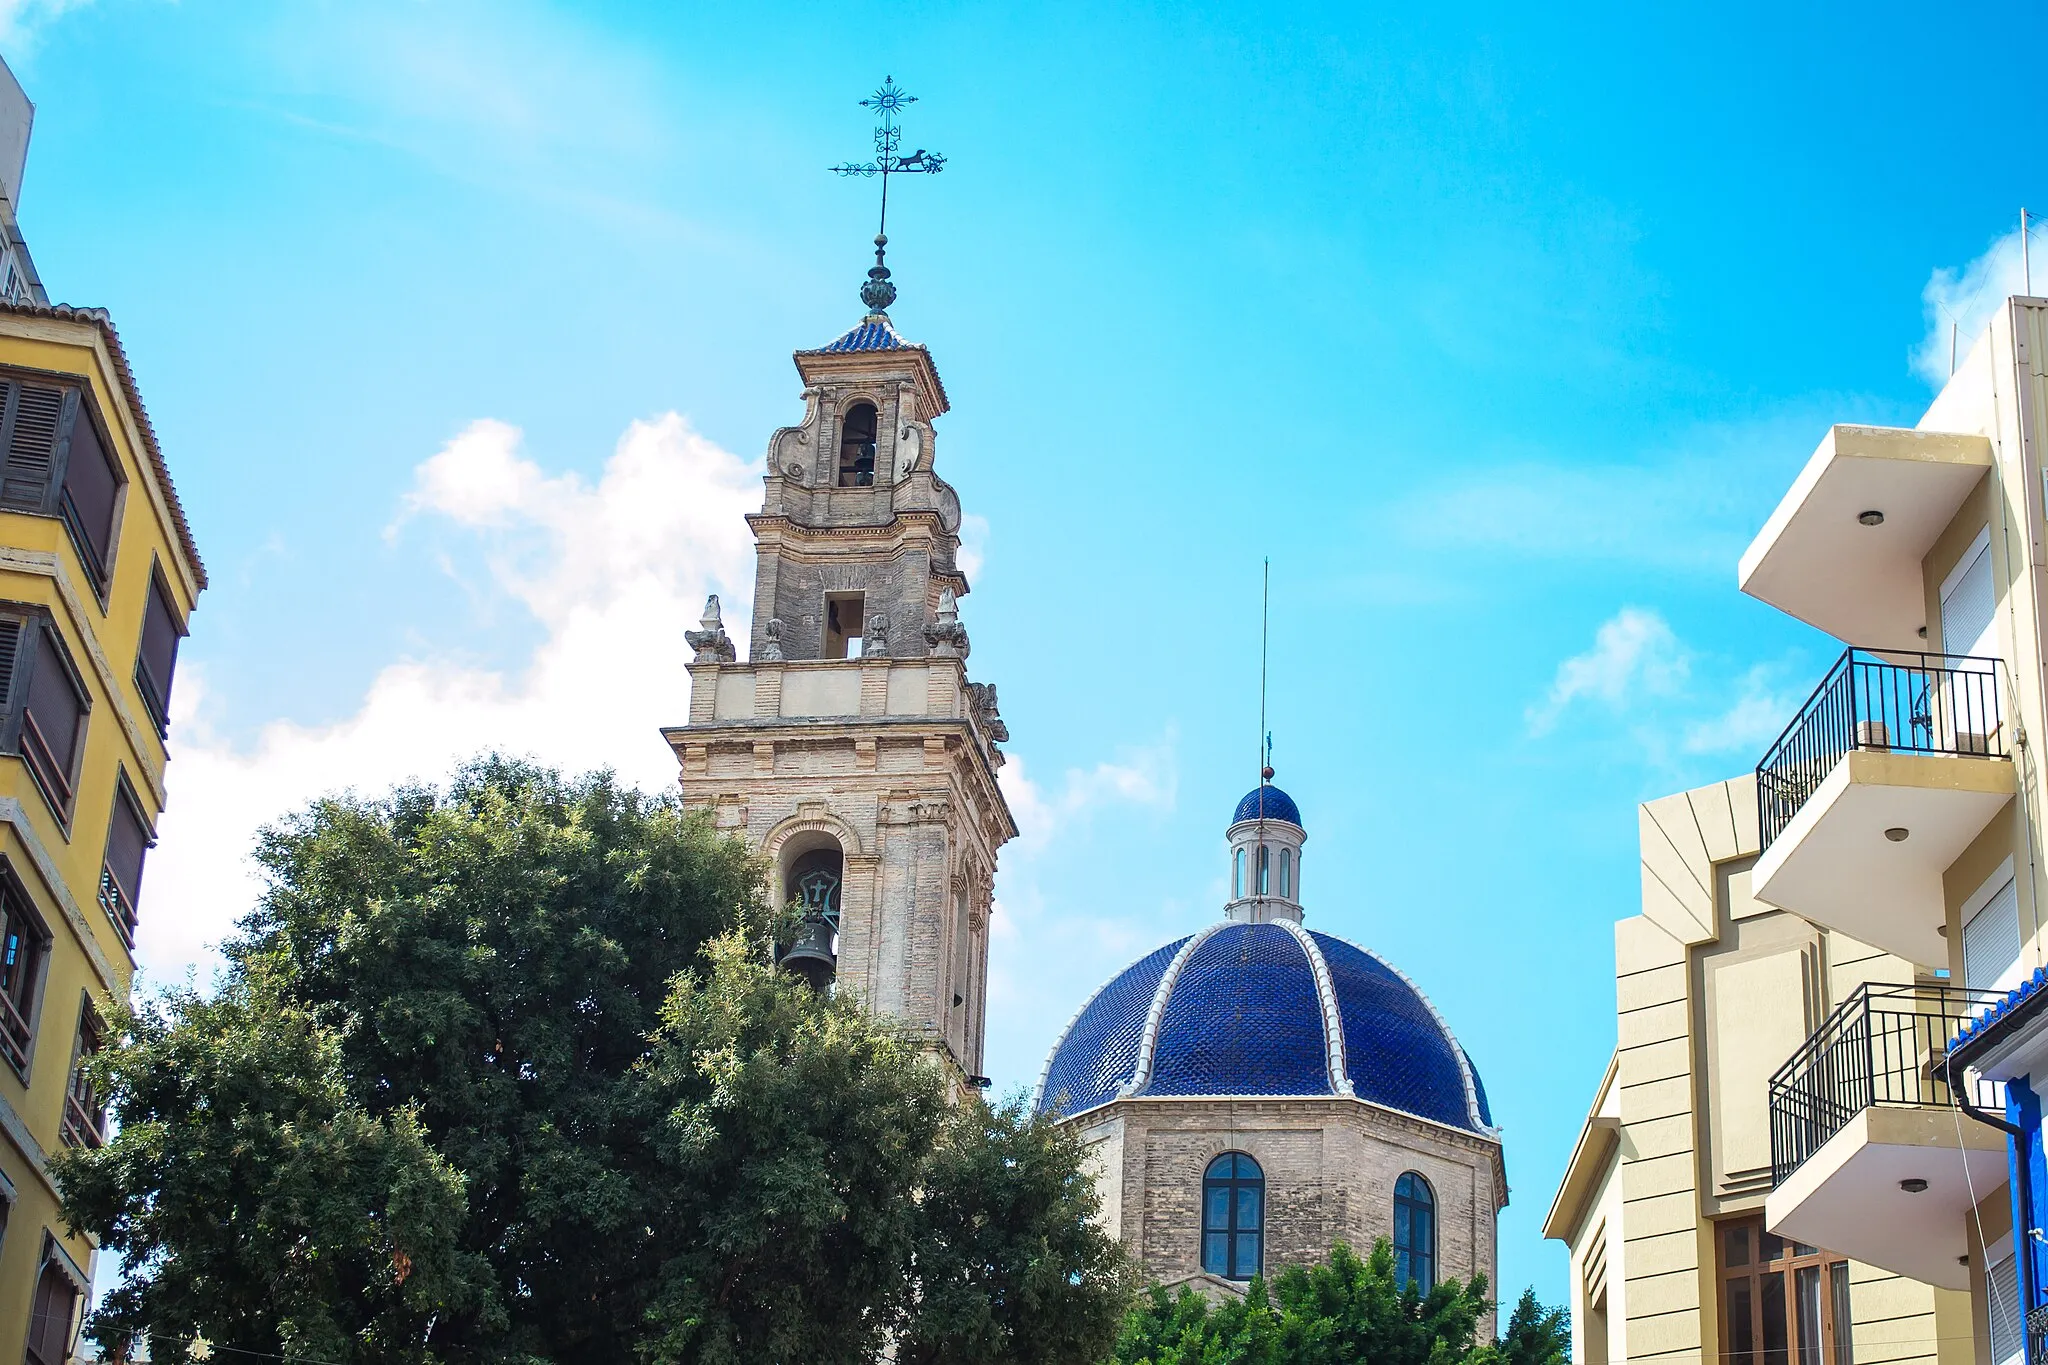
1753, 649, 2013, 966
1765, 984, 2007, 1289
1740, 425, 1994, 649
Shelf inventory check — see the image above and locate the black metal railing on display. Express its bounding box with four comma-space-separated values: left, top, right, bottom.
1769, 982, 2005, 1186
1756, 648, 2004, 851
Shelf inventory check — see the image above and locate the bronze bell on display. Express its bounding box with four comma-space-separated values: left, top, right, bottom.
780, 913, 837, 991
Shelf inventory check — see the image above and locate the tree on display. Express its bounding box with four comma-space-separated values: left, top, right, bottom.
1493, 1288, 1571, 1365
896, 1096, 1135, 1365
54, 757, 1133, 1364
1109, 1240, 1564, 1365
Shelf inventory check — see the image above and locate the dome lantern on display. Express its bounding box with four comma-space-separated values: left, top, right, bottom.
1226, 779, 1307, 925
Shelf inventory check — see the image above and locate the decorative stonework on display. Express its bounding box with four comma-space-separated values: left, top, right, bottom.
685, 594, 737, 664
924, 587, 970, 658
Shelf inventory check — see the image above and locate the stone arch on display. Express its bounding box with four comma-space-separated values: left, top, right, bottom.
762, 810, 865, 909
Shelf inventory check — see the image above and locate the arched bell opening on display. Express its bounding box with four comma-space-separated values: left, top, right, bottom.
778, 834, 845, 991
837, 401, 879, 487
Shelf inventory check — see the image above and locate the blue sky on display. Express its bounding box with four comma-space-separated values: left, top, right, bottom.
11, 0, 2048, 1307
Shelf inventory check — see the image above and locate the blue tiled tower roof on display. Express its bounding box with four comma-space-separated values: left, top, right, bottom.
1232, 783, 1302, 828
1035, 920, 1493, 1133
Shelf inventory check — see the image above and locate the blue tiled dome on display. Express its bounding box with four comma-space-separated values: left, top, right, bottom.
1035, 921, 1492, 1133
1233, 784, 1302, 828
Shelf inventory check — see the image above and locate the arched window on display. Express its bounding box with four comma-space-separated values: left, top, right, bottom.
838, 402, 879, 486
1394, 1171, 1436, 1291
1202, 1152, 1263, 1280
1279, 848, 1292, 898
1256, 845, 1270, 895
1233, 847, 1245, 899
787, 846, 844, 929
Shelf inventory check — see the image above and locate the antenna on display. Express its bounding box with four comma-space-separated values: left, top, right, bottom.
1259, 559, 1272, 784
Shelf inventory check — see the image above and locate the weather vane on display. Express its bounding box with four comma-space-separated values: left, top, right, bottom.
831, 77, 946, 314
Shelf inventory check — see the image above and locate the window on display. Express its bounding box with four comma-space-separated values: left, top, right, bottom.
1963, 866, 2021, 992
1202, 1152, 1263, 1280
838, 401, 879, 487
58, 405, 119, 595
134, 568, 184, 736
60, 1001, 104, 1149
1991, 1251, 2023, 1365
1279, 848, 1292, 898
1394, 1171, 1436, 1291
23, 1248, 81, 1365
0, 873, 47, 1075
100, 775, 152, 947
823, 593, 865, 660
0, 376, 125, 594
1257, 845, 1270, 895
1233, 847, 1245, 898
1719, 1215, 1851, 1365
19, 622, 86, 820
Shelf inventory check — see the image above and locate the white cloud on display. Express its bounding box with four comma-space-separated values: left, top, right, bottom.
997, 740, 1178, 854
1916, 227, 2032, 386
1527, 607, 1686, 735
0, 0, 91, 50
139, 414, 760, 982
1682, 663, 1800, 755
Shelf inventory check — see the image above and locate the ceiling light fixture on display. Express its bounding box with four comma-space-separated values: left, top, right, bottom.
1860, 510, 1886, 526
1885, 827, 1910, 842
1900, 1177, 1929, 1193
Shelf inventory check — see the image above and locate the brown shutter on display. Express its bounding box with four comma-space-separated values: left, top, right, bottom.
0, 617, 21, 709
105, 785, 149, 905
60, 407, 118, 581
24, 1260, 76, 1363
137, 574, 180, 727
1, 382, 64, 510
23, 627, 83, 786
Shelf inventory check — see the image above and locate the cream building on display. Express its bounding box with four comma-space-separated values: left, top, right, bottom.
1551, 292, 2048, 1365
1545, 776, 1973, 1365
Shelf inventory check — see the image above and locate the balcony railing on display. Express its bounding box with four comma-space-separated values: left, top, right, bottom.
1756, 648, 2004, 851
1769, 982, 2004, 1185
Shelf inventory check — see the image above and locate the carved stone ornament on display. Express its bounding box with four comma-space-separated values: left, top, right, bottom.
966, 681, 1009, 766
761, 617, 786, 662
923, 587, 970, 659
862, 612, 891, 658
684, 594, 736, 664
784, 460, 807, 484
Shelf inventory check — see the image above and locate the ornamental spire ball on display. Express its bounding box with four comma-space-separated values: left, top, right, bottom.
831, 77, 947, 315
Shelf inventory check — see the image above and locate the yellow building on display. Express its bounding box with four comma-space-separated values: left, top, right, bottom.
0, 301, 204, 1362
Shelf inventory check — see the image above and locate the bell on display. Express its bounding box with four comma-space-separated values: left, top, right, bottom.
779, 913, 837, 992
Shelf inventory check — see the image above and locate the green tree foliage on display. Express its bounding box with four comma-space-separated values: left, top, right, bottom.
1110, 1240, 1567, 1365
53, 758, 1132, 1364
896, 1095, 1137, 1365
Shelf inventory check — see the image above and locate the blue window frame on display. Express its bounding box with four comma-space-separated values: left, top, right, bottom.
1202, 1152, 1263, 1280
1395, 1171, 1436, 1291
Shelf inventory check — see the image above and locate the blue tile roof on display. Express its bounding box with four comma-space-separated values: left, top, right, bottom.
1150, 923, 1331, 1097
1233, 784, 1302, 828
1034, 921, 1492, 1134
1951, 967, 2048, 1065
814, 314, 919, 354
1036, 937, 1187, 1119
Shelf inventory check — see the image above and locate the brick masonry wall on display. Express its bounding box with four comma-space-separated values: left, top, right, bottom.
1096, 1097, 1503, 1337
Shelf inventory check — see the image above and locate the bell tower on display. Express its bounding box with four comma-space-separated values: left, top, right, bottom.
662, 302, 1014, 1080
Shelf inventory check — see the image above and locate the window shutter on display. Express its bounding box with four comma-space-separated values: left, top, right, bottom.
0, 617, 21, 709
1942, 536, 1998, 661
137, 573, 180, 728
1991, 1252, 2023, 1365
105, 786, 149, 905
1, 382, 64, 511
59, 408, 118, 582
1964, 875, 2022, 990
23, 627, 84, 787
24, 1260, 76, 1364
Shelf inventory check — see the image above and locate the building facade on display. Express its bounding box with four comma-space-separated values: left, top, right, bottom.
663, 306, 1014, 1081
0, 300, 202, 1360
1036, 781, 1506, 1318
1545, 776, 1973, 1365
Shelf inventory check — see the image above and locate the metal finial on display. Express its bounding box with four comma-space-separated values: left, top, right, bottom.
831, 77, 946, 314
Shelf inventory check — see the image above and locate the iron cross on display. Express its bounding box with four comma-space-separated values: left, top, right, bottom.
831, 77, 946, 312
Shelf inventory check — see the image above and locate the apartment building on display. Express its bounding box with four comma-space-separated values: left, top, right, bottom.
1552, 294, 2048, 1365
1545, 776, 1973, 1365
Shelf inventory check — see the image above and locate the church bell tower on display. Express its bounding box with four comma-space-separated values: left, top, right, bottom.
663, 307, 1014, 1080
663, 82, 1011, 1077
